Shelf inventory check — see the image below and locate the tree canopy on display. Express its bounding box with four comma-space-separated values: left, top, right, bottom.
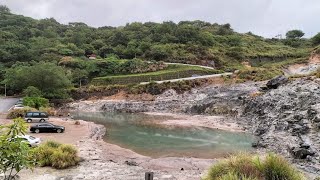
4, 63, 72, 98
286, 30, 305, 39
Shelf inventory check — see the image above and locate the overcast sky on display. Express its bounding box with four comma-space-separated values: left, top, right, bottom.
2, 0, 320, 38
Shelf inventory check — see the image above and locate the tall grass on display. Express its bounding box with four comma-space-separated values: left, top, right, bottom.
203, 153, 305, 180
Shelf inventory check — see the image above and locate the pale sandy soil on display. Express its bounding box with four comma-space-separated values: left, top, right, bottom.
285, 53, 320, 76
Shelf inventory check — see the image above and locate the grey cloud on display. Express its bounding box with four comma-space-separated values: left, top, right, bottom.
2, 0, 320, 37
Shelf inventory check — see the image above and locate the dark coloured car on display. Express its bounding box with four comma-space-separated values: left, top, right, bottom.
30, 123, 65, 133
25, 112, 49, 123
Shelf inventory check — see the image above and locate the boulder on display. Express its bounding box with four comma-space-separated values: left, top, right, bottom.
266, 75, 288, 89
125, 160, 138, 166
254, 126, 268, 136
291, 147, 315, 159
292, 124, 310, 135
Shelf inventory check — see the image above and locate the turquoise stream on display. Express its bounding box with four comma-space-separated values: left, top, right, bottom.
73, 112, 254, 158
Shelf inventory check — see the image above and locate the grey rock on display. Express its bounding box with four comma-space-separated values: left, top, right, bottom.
266, 75, 288, 89
291, 147, 315, 159
125, 160, 138, 166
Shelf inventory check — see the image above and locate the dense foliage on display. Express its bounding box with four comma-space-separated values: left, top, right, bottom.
23, 97, 49, 109
0, 6, 312, 69
4, 62, 72, 98
0, 5, 318, 98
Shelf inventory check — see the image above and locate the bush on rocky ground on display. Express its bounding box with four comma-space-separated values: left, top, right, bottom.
203, 153, 304, 180
7, 107, 37, 119
33, 141, 80, 169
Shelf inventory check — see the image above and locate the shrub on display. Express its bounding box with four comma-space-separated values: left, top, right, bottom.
263, 154, 304, 180
203, 153, 304, 180
218, 172, 258, 180
45, 141, 62, 148
7, 107, 37, 119
23, 86, 42, 97
33, 141, 80, 169
75, 120, 81, 125
23, 97, 49, 109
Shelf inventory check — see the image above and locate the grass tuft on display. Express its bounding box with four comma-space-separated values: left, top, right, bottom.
203, 153, 304, 180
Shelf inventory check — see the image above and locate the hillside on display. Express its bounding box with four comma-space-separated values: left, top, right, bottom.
0, 6, 319, 98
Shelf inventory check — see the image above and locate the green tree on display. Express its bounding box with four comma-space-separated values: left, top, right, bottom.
0, 118, 36, 179
0, 5, 10, 13
312, 32, 320, 45
23, 97, 49, 109
23, 86, 42, 97
286, 30, 305, 39
4, 63, 72, 99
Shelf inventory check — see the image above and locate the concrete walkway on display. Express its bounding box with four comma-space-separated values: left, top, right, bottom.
165, 62, 215, 70
140, 72, 233, 85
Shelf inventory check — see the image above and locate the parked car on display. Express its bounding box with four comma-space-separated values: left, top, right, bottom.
15, 99, 23, 105
13, 104, 24, 110
25, 112, 49, 123
17, 135, 41, 147
30, 123, 65, 133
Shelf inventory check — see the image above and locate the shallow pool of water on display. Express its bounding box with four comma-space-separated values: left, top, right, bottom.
73, 112, 254, 158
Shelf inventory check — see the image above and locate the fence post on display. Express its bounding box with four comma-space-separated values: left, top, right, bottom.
145, 172, 154, 180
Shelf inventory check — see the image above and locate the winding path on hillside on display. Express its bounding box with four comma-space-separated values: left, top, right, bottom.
140, 72, 233, 85
140, 62, 232, 84
164, 62, 216, 70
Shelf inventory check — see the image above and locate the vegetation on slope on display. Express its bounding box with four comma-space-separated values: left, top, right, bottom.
0, 5, 319, 98
91, 64, 222, 85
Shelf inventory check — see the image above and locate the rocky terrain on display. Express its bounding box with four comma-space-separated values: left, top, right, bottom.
242, 77, 320, 176
69, 77, 320, 177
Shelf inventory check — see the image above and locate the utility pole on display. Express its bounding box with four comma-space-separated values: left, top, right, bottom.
4, 84, 6, 97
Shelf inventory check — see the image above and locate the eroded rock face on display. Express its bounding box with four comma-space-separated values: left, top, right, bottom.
242, 78, 320, 175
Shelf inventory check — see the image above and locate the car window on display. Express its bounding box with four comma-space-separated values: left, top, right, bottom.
29, 136, 35, 140
40, 113, 47, 116
41, 124, 53, 127
33, 113, 40, 116
26, 113, 32, 116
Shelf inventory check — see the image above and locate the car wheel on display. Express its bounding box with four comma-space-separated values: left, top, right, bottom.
27, 119, 32, 123
57, 129, 62, 133
40, 119, 45, 122
35, 129, 40, 133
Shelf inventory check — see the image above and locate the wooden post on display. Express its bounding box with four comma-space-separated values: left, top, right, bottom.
145, 172, 154, 180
